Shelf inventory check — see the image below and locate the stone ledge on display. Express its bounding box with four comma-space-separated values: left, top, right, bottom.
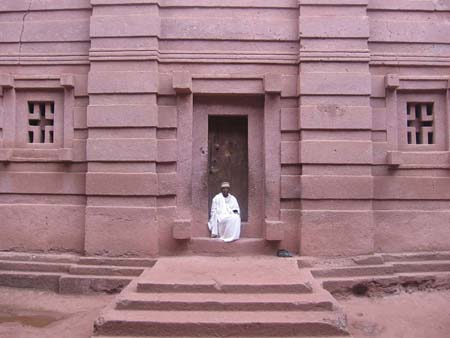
0, 148, 74, 163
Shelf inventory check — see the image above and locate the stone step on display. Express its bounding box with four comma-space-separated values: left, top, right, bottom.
93, 336, 352, 338
69, 265, 144, 277
137, 279, 312, 294
78, 257, 156, 268
59, 275, 133, 294
93, 310, 350, 337
321, 272, 450, 294
393, 260, 450, 273
0, 270, 61, 292
0, 252, 80, 264
185, 237, 277, 256
382, 252, 450, 262
0, 260, 72, 273
137, 256, 313, 294
311, 265, 395, 278
116, 291, 336, 311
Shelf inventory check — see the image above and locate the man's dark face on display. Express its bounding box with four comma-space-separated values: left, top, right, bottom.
221, 187, 230, 197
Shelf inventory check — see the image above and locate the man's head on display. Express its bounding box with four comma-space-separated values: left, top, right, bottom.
220, 182, 230, 197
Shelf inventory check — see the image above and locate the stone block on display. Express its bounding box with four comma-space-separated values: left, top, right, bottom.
301, 175, 373, 199
386, 151, 402, 166
158, 173, 177, 196
374, 211, 450, 253
373, 176, 450, 200
87, 138, 157, 162
385, 74, 399, 89
158, 106, 177, 128
0, 22, 26, 42
90, 15, 160, 38
87, 104, 158, 128
300, 73, 371, 96
0, 173, 85, 195
281, 141, 299, 164
0, 272, 60, 292
172, 72, 192, 94
0, 204, 85, 252
281, 175, 301, 199
0, 0, 30, 12
88, 71, 158, 94
85, 206, 158, 256
173, 220, 191, 240
301, 141, 372, 164
370, 18, 450, 44
22, 19, 90, 42
300, 105, 372, 130
265, 220, 284, 241
86, 173, 158, 196
299, 16, 369, 39
161, 17, 298, 41
281, 108, 299, 131
158, 139, 177, 162
0, 74, 13, 88
301, 211, 374, 256
59, 275, 132, 294
60, 74, 75, 88
264, 74, 282, 94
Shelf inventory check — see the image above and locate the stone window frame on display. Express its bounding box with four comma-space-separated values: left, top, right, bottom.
0, 74, 75, 162
385, 74, 450, 167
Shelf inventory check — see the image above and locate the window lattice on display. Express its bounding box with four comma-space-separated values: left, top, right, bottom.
27, 102, 55, 144
406, 102, 434, 145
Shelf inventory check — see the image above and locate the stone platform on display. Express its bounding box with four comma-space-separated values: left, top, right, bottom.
0, 252, 155, 294
93, 256, 351, 337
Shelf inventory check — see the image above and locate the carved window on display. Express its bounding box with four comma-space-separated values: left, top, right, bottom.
406, 102, 434, 145
0, 74, 76, 161
27, 101, 55, 144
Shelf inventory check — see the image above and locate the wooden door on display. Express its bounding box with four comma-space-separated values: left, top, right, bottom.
208, 116, 248, 221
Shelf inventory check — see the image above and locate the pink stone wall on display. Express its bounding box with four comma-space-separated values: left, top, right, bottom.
0, 0, 90, 253
0, 0, 449, 257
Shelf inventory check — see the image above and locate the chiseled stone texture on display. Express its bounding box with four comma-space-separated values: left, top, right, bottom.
0, 0, 449, 257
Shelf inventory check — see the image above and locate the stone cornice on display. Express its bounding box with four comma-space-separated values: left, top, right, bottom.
2, 51, 450, 67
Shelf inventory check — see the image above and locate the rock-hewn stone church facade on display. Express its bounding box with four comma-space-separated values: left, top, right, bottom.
1, 0, 449, 257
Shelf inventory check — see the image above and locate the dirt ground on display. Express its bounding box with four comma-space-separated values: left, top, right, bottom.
0, 287, 114, 338
0, 287, 449, 338
340, 290, 450, 338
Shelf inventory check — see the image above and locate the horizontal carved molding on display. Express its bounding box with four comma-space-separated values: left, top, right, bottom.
371, 54, 450, 66
299, 0, 368, 5
3, 50, 449, 67
91, 0, 298, 7
368, 0, 450, 12
299, 50, 370, 62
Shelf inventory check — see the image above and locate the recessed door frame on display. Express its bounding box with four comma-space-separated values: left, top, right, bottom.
192, 97, 263, 238
172, 73, 283, 241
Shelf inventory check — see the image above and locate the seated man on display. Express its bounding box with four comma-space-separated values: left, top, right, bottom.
208, 182, 241, 242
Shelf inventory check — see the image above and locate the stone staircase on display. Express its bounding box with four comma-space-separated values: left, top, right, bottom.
0, 252, 155, 294
92, 256, 352, 338
305, 252, 450, 296
183, 237, 279, 256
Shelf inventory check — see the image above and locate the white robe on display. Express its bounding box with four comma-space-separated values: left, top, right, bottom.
208, 193, 241, 242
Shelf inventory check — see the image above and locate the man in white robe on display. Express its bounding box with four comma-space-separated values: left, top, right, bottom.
208, 182, 241, 242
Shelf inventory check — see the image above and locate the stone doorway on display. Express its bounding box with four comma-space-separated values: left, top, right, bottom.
208, 116, 248, 221
192, 96, 264, 238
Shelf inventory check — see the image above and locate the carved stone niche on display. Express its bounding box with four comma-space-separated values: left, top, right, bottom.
385, 74, 450, 168
0, 74, 75, 162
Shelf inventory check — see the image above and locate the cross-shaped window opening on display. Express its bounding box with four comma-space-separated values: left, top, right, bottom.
27, 101, 55, 144
406, 102, 434, 145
